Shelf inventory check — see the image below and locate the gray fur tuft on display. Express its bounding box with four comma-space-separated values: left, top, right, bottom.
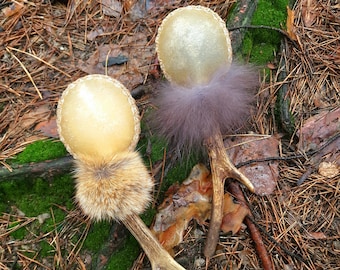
151, 63, 259, 155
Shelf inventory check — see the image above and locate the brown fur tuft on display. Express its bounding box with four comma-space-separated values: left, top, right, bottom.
74, 151, 153, 221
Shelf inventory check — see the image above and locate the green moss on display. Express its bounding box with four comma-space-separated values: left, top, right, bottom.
241, 0, 289, 65
40, 208, 67, 233
39, 240, 54, 257
249, 43, 278, 64
167, 159, 196, 183
251, 0, 288, 45
13, 140, 67, 164
106, 235, 140, 270
241, 32, 253, 57
141, 208, 157, 226
0, 174, 74, 217
139, 135, 168, 163
10, 226, 27, 240
83, 221, 112, 252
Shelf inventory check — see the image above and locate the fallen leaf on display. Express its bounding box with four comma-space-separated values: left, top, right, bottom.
155, 201, 211, 254
151, 164, 212, 253
238, 249, 251, 267
267, 63, 276, 70
87, 27, 105, 41
7, 104, 51, 137
318, 162, 339, 178
313, 92, 328, 108
37, 213, 50, 224
101, 0, 122, 17
286, 6, 298, 41
297, 109, 340, 174
152, 163, 253, 253
34, 117, 58, 138
283, 264, 295, 270
221, 193, 249, 234
77, 33, 154, 90
2, 1, 24, 17
123, 0, 135, 12
305, 231, 327, 239
297, 108, 340, 152
225, 135, 280, 195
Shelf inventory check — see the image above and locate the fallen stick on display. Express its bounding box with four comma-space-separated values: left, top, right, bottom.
228, 181, 273, 270
0, 156, 73, 181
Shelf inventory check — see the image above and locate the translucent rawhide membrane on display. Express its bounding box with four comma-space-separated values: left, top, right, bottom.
57, 74, 140, 163
156, 5, 232, 88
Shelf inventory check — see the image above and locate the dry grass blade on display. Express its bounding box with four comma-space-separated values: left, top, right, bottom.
7, 46, 72, 78
5, 47, 42, 99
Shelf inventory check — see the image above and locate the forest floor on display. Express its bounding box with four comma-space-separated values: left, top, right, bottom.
0, 0, 339, 269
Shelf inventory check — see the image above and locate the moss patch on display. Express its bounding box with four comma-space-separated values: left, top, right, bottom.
241, 0, 289, 65
0, 174, 74, 215
13, 139, 67, 164
106, 235, 140, 270
82, 221, 112, 252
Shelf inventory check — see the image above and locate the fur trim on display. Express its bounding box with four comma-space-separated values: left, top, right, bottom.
74, 151, 153, 221
151, 63, 259, 155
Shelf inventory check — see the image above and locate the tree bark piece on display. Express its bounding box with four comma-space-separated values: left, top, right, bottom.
0, 156, 73, 181
227, 0, 259, 54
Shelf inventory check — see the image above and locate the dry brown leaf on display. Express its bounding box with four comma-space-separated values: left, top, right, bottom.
2, 1, 24, 17
7, 104, 51, 137
151, 164, 212, 253
318, 162, 339, 178
123, 0, 135, 12
77, 33, 154, 90
155, 202, 211, 254
34, 117, 58, 138
297, 108, 340, 152
225, 135, 280, 195
286, 6, 298, 41
267, 63, 276, 70
86, 27, 106, 41
221, 193, 249, 234
305, 231, 327, 240
152, 163, 255, 253
101, 0, 122, 17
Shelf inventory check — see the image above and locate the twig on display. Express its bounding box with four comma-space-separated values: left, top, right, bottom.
0, 156, 73, 181
245, 215, 307, 264
226, 0, 258, 53
236, 132, 340, 168
228, 25, 290, 39
228, 182, 273, 270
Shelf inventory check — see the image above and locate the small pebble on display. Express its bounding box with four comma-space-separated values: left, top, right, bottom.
194, 257, 205, 269
37, 213, 50, 224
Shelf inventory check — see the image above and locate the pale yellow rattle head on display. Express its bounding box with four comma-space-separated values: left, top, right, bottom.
156, 5, 232, 87
57, 74, 140, 163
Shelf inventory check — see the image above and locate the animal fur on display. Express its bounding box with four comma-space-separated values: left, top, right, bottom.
152, 63, 259, 155
74, 151, 153, 221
